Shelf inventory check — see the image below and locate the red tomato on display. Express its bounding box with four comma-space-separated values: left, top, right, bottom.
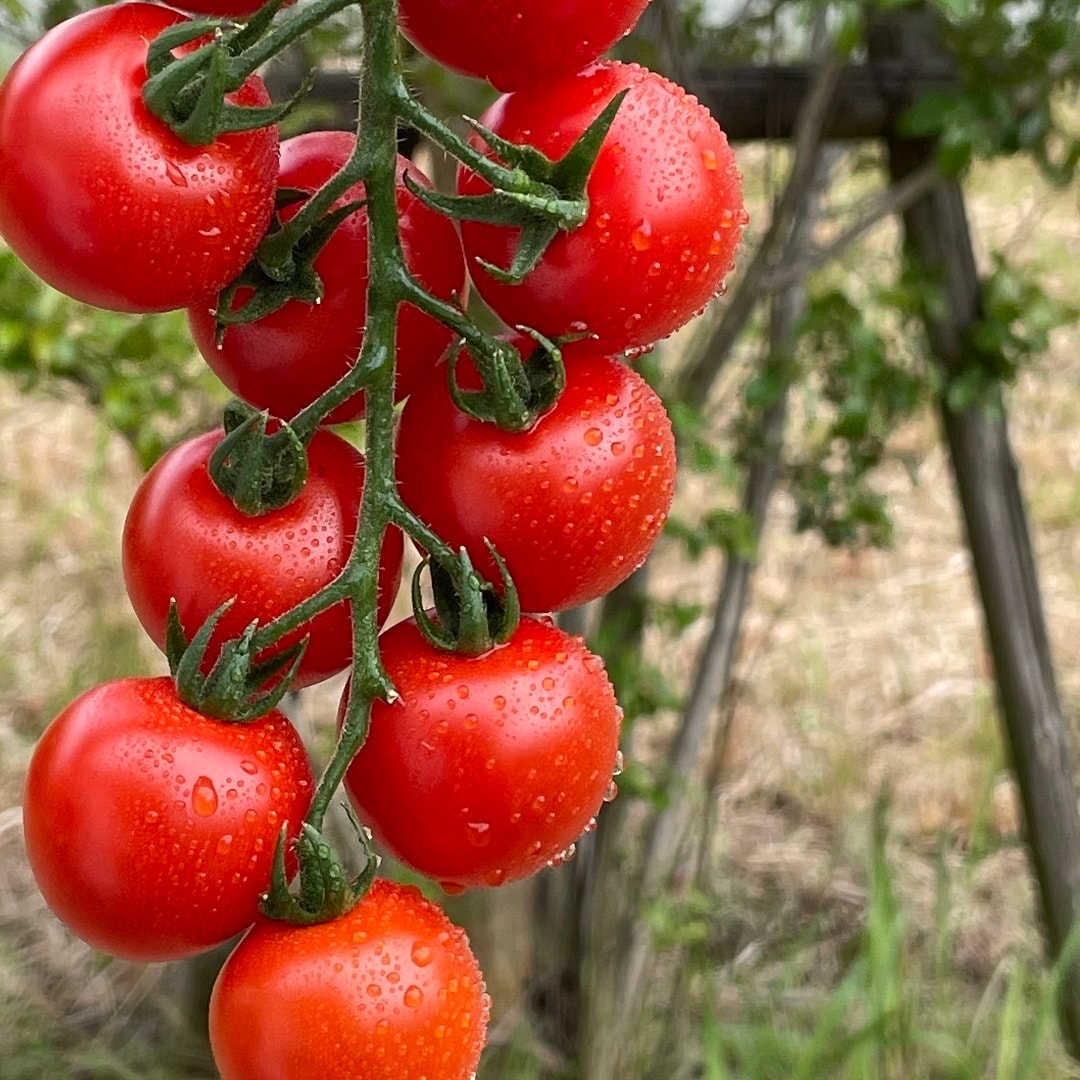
0, 3, 279, 313
398, 0, 652, 91
458, 61, 746, 353
22, 677, 314, 962
396, 340, 676, 612
343, 616, 623, 891
188, 134, 467, 423
209, 879, 489, 1080
122, 428, 403, 690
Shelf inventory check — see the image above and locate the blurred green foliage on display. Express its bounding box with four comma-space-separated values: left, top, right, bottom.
0, 246, 226, 468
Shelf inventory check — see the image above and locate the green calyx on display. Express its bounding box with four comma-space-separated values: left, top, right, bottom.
211, 191, 367, 341
167, 600, 308, 721
405, 88, 629, 284
411, 544, 520, 656
450, 332, 566, 431
142, 3, 308, 147
260, 813, 380, 926
209, 401, 309, 515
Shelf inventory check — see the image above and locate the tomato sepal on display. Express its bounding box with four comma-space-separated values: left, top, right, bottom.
448, 332, 566, 430
209, 402, 309, 513
167, 598, 309, 721
208, 194, 366, 345
141, 1, 308, 146
410, 544, 520, 656
260, 814, 380, 926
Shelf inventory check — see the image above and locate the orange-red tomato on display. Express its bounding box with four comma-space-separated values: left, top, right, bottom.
209, 879, 490, 1080
23, 677, 314, 962
344, 616, 623, 891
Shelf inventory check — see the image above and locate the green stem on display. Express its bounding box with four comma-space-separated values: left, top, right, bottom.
300, 0, 403, 836
229, 0, 361, 80
396, 88, 541, 193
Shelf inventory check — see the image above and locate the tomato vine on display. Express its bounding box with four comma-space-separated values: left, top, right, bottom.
1, 0, 745, 1074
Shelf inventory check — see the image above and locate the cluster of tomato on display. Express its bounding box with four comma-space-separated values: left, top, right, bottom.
0, 0, 744, 1076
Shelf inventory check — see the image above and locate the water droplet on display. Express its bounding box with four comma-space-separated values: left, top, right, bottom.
411, 942, 433, 967
465, 822, 491, 846
404, 985, 424, 1008
240, 760, 258, 775
144, 809, 159, 825
584, 428, 603, 446
441, 881, 465, 896
701, 147, 719, 171
613, 749, 625, 776
485, 868, 506, 886
630, 220, 653, 251
216, 834, 233, 856
164, 161, 188, 187
192, 777, 218, 816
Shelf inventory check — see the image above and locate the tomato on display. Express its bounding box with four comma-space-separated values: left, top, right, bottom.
22, 676, 314, 962
122, 427, 403, 690
209, 879, 489, 1080
398, 0, 652, 91
0, 3, 279, 313
343, 616, 622, 891
396, 340, 676, 612
189, 134, 467, 423
457, 61, 746, 354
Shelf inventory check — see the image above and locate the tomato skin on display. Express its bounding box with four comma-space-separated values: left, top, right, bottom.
458, 61, 745, 353
396, 341, 676, 612
22, 677, 314, 962
188, 134, 466, 423
209, 879, 489, 1080
343, 616, 622, 891
398, 0, 652, 91
122, 428, 403, 690
0, 3, 279, 313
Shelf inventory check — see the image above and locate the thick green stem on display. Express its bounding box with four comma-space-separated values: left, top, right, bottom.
300, 0, 403, 837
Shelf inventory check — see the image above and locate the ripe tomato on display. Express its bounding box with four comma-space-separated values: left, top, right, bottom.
22, 677, 314, 962
458, 61, 746, 354
122, 427, 403, 690
396, 340, 676, 612
189, 134, 467, 423
0, 3, 279, 313
398, 0, 652, 91
209, 879, 489, 1080
343, 616, 622, 891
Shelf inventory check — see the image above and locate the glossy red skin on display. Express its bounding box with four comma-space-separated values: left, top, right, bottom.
396, 342, 676, 612
23, 677, 314, 962
210, 879, 489, 1080
0, 3, 279, 313
343, 616, 622, 891
398, 0, 651, 91
122, 428, 403, 689
458, 61, 746, 353
189, 134, 467, 423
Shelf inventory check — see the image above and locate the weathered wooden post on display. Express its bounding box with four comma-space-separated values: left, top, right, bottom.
868, 4, 1080, 1055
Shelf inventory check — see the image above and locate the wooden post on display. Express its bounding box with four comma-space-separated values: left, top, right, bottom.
869, 5, 1080, 1055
